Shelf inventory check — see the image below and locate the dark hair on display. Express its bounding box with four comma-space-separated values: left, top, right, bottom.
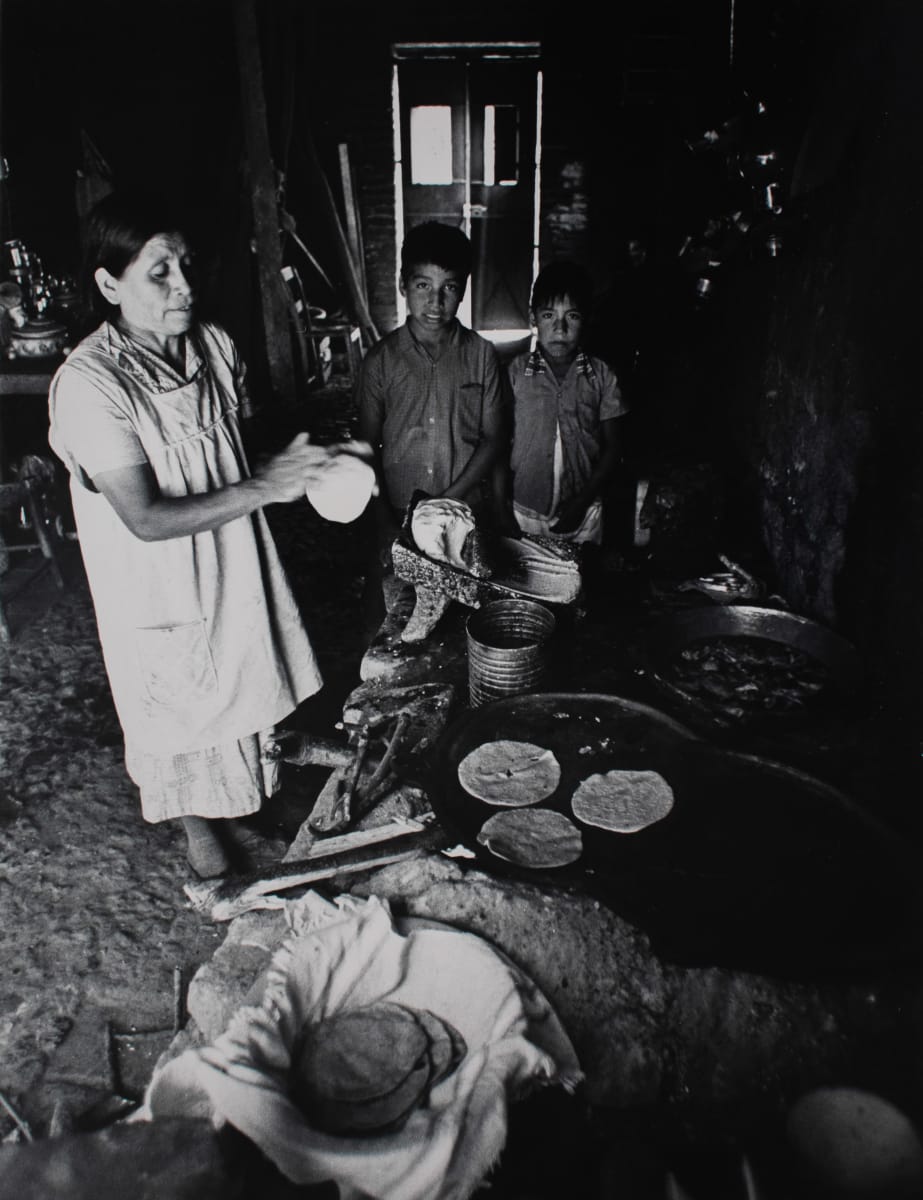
530, 261, 593, 316
80, 189, 190, 320
400, 221, 471, 280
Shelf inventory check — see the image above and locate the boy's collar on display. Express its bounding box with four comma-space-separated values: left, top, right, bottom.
525, 346, 595, 379
403, 315, 460, 351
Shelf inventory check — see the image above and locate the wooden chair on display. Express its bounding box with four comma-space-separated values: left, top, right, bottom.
303, 313, 364, 385
0, 478, 65, 642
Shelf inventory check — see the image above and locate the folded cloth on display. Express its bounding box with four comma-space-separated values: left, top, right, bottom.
144, 892, 582, 1200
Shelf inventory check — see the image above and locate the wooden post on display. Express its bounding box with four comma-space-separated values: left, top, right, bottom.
232, 0, 297, 408
338, 142, 368, 298
0, 0, 10, 246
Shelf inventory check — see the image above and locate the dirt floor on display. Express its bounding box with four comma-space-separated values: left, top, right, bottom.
0, 383, 373, 1141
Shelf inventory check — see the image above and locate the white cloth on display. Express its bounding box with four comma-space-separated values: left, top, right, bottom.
513, 497, 603, 545
123, 726, 279, 824
144, 892, 582, 1200
48, 321, 322, 760
513, 425, 603, 545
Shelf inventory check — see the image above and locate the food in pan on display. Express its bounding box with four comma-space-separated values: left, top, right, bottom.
457, 740, 562, 806
289, 1001, 466, 1136
570, 769, 674, 833
664, 636, 832, 719
477, 808, 583, 868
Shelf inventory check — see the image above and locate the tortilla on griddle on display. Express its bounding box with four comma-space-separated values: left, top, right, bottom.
458, 740, 562, 807
477, 807, 583, 869
570, 769, 674, 833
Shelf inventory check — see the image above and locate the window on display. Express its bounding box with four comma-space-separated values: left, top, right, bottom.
410, 106, 453, 184
484, 104, 519, 186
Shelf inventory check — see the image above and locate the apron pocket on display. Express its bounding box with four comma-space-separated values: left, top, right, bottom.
136, 619, 218, 710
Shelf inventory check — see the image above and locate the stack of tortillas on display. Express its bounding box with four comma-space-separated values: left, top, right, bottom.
570, 769, 674, 833
290, 1001, 466, 1136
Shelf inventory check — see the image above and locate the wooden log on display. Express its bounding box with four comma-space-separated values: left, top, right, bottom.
232, 0, 297, 408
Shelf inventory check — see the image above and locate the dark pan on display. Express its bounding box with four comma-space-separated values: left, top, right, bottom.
643, 605, 865, 728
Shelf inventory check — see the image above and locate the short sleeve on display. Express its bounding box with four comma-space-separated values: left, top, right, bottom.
480, 340, 503, 416
596, 358, 629, 420
48, 365, 147, 489
355, 342, 387, 437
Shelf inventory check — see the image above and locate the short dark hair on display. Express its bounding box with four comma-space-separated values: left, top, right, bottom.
80, 189, 190, 320
530, 261, 593, 316
400, 221, 472, 280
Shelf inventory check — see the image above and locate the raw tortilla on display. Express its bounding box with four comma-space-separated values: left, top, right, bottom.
457, 740, 562, 807
570, 769, 674, 833
477, 808, 583, 869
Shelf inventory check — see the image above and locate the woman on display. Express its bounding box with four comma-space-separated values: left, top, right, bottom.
49, 191, 366, 879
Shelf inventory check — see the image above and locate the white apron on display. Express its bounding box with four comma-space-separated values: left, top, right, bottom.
49, 322, 322, 767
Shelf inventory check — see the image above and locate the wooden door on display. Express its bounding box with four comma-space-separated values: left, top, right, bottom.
397, 50, 539, 332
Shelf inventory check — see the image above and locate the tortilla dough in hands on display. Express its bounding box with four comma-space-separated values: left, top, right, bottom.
306, 443, 377, 523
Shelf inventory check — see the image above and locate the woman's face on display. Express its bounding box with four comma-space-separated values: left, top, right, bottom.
96, 232, 195, 342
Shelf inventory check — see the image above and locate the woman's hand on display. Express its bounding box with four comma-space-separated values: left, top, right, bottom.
92, 436, 378, 542
252, 433, 332, 505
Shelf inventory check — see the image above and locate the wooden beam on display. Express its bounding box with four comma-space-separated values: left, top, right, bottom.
232, 0, 297, 408
0, 0, 9, 246
338, 142, 368, 298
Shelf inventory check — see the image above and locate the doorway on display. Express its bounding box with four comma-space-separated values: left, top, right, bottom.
393, 43, 542, 342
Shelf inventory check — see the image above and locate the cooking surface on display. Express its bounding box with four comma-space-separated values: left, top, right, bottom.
430, 693, 920, 977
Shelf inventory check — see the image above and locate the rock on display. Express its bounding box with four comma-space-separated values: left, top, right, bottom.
185, 911, 288, 1043
348, 856, 910, 1113
349, 856, 668, 1106
359, 586, 468, 686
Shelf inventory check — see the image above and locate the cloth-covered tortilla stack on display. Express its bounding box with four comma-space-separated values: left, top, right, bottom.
477, 808, 583, 869
570, 769, 674, 833
410, 498, 478, 570
290, 1000, 466, 1136
457, 740, 562, 807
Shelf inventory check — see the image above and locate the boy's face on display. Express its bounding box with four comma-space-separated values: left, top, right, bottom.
400, 262, 466, 337
533, 294, 583, 362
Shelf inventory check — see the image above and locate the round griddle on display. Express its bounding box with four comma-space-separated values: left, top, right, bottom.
429, 692, 919, 978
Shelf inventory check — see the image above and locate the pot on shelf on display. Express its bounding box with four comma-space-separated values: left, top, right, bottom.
6, 316, 69, 359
